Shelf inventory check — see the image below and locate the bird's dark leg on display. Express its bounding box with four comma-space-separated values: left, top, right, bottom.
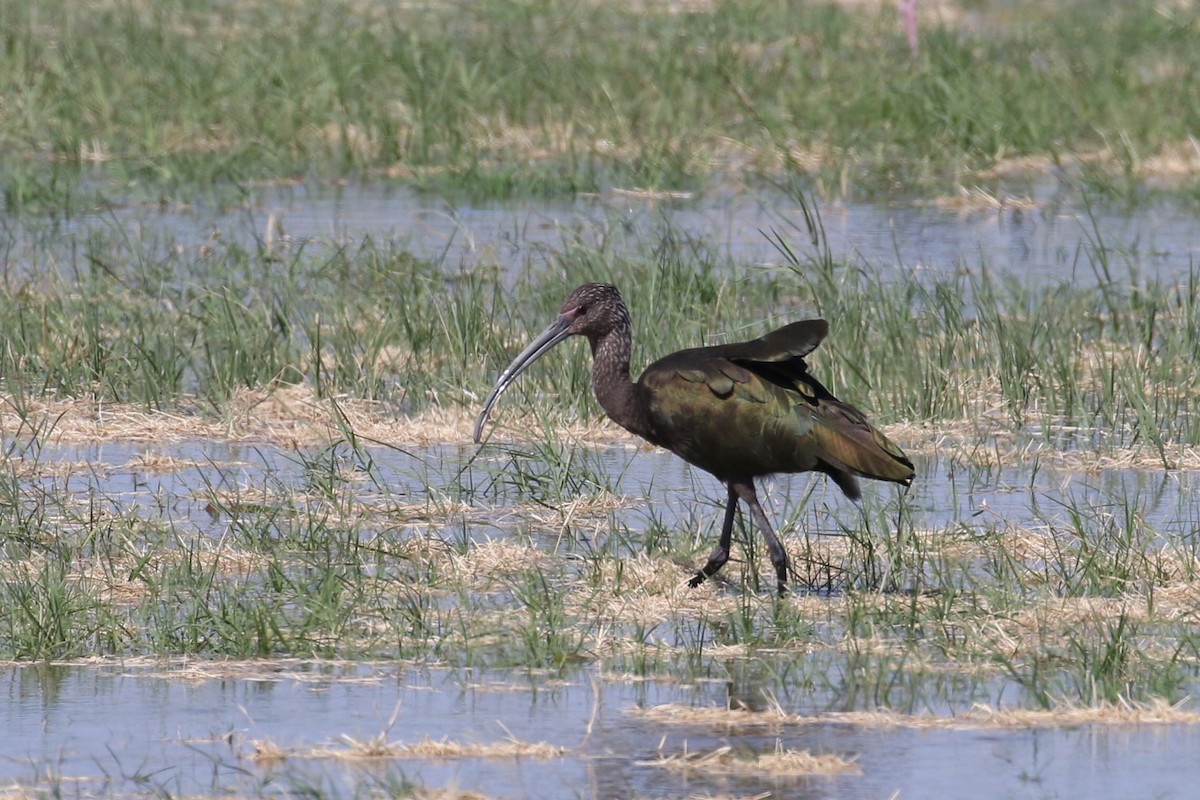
731, 480, 789, 596
687, 484, 738, 588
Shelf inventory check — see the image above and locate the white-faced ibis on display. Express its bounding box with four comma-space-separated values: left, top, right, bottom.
474, 283, 914, 594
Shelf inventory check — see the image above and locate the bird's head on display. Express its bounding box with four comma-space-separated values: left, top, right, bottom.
556, 283, 630, 339
473, 282, 630, 442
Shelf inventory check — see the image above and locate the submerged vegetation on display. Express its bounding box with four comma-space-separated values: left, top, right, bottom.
2, 0, 1200, 207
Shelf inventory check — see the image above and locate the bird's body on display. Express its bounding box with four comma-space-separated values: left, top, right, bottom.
474, 283, 914, 594
630, 324, 911, 497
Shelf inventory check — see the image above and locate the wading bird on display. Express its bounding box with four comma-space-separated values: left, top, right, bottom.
473, 284, 914, 594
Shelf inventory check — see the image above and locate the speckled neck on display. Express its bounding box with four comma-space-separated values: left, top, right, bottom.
588, 323, 651, 439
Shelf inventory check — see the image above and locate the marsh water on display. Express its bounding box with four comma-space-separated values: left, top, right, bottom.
6, 181, 1199, 288
11, 436, 1199, 551
6, 658, 1200, 799
3, 433, 1199, 798
4, 184, 1200, 798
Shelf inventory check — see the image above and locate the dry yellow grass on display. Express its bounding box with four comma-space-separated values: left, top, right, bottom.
114, 656, 451, 686
630, 697, 1200, 730
247, 734, 566, 762
439, 537, 556, 583
976, 140, 1200, 186
641, 739, 860, 777
628, 701, 798, 730
1, 384, 1194, 473
125, 452, 209, 473
892, 416, 1200, 471
1140, 137, 1200, 181
0, 387, 630, 449
247, 738, 290, 764
927, 185, 1040, 213
974, 154, 1059, 181
408, 791, 497, 800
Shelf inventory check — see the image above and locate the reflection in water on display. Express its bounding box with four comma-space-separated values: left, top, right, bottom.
3, 661, 1199, 799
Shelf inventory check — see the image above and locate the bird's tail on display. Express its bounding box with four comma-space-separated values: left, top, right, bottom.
810, 401, 915, 499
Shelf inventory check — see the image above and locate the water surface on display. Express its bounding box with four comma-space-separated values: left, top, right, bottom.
6, 182, 1196, 288
3, 660, 1196, 799
4, 182, 1199, 798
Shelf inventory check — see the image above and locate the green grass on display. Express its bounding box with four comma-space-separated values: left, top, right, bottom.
1, 200, 1196, 460
3, 409, 1197, 712
2, 0, 1200, 207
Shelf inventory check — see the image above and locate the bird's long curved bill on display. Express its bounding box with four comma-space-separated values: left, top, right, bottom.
473, 315, 572, 443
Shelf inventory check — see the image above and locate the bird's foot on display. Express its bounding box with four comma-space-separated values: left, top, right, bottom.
689, 547, 729, 589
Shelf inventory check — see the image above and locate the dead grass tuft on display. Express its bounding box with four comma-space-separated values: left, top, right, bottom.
975, 154, 1058, 180
954, 699, 1200, 728
629, 701, 797, 729
374, 736, 566, 760
449, 537, 554, 581
409, 791, 497, 800
886, 418, 1200, 472
976, 141, 1200, 187
1140, 138, 1200, 180
607, 187, 696, 201
570, 553, 747, 626
125, 452, 205, 473
642, 739, 860, 777
0, 388, 647, 451
928, 185, 1040, 213
256, 735, 566, 762
0, 387, 476, 447
5, 388, 1191, 475
247, 738, 290, 763
408, 791, 497, 800
630, 697, 1200, 730
125, 657, 395, 684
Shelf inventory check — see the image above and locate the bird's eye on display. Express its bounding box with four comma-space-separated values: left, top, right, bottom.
577, 304, 589, 316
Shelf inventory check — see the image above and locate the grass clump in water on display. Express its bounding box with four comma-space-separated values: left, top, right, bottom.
1, 426, 1198, 716
0, 183, 1197, 719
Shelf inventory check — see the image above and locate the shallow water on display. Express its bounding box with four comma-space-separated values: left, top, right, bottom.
3, 660, 1198, 799
5, 181, 1200, 797
6, 182, 1198, 288
28, 437, 1198, 548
